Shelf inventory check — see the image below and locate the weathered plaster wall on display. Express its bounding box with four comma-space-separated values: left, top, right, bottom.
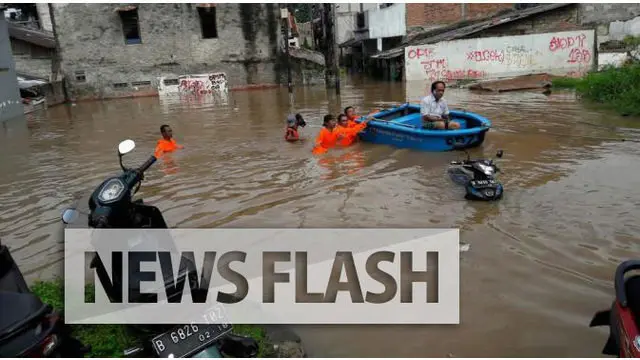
0, 14, 23, 122
10, 38, 54, 79
51, 3, 283, 100
579, 4, 640, 49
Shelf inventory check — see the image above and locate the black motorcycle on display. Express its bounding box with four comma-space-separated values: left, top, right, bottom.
447, 146, 504, 201
0, 239, 90, 357
61, 139, 259, 358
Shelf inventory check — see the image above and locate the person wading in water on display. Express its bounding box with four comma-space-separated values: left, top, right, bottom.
154, 124, 184, 158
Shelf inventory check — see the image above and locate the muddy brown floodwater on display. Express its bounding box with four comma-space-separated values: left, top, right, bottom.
1, 77, 639, 357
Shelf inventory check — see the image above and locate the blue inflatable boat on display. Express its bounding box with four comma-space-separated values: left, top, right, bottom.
356, 103, 491, 152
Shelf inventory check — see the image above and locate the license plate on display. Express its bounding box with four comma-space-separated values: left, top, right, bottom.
151, 307, 233, 358
470, 179, 497, 188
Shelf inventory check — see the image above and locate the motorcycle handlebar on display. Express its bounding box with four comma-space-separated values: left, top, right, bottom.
137, 156, 157, 174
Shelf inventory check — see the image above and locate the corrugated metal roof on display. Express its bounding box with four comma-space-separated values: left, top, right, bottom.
339, 38, 364, 48
7, 22, 56, 49
372, 3, 574, 60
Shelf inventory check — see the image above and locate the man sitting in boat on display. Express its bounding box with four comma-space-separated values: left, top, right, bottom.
421, 81, 461, 130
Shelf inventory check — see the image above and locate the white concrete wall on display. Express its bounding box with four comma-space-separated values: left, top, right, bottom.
36, 3, 52, 32
598, 52, 628, 69
336, 12, 356, 46
405, 30, 596, 83
367, 4, 406, 39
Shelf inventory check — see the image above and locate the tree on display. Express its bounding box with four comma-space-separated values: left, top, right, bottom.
290, 4, 312, 23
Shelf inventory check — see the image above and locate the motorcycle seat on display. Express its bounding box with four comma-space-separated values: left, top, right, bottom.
626, 275, 640, 329
0, 291, 48, 337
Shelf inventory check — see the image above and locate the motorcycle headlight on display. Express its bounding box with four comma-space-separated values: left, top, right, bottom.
483, 188, 495, 197
98, 178, 125, 203
477, 163, 495, 176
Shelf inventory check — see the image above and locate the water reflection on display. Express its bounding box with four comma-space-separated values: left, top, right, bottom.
316, 147, 367, 180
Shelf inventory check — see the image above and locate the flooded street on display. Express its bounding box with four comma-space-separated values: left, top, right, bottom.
1, 77, 639, 357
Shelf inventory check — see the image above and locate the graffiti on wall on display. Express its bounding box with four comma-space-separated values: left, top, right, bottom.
405, 30, 595, 82
158, 72, 229, 97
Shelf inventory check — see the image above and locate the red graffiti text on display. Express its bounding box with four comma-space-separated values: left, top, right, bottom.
422, 58, 447, 71
466, 49, 504, 63
549, 34, 587, 52
567, 48, 591, 64
408, 47, 435, 60
179, 79, 207, 94
444, 69, 486, 81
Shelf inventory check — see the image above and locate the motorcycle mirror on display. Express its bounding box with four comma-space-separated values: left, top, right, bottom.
496, 149, 504, 158
61, 208, 79, 224
118, 139, 136, 156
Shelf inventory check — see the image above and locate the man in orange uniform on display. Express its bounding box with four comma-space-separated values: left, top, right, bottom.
344, 106, 359, 128
312, 114, 340, 155
335, 113, 370, 147
154, 124, 184, 158
345, 106, 379, 128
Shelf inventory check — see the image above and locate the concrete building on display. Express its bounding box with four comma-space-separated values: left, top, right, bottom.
7, 22, 56, 80
49, 3, 283, 100
338, 3, 406, 72
0, 7, 23, 122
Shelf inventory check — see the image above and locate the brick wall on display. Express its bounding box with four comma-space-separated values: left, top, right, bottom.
467, 5, 581, 39
406, 3, 514, 31
466, 3, 514, 21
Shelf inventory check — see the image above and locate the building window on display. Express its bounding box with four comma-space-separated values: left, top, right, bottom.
163, 79, 179, 86
75, 70, 86, 82
119, 9, 142, 44
198, 7, 218, 39
131, 80, 151, 86
356, 12, 365, 28
113, 82, 129, 88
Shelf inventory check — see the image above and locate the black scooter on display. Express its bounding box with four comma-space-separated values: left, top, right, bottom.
60, 139, 259, 358
447, 146, 504, 201
0, 239, 90, 357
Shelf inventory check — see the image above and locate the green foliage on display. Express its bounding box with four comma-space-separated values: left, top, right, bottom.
552, 64, 640, 116
290, 4, 312, 23
575, 64, 640, 116
551, 77, 583, 89
31, 278, 268, 358
622, 35, 640, 48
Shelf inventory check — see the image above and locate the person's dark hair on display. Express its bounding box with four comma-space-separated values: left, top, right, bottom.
344, 106, 354, 114
431, 81, 446, 92
295, 113, 307, 127
323, 114, 335, 126
338, 113, 348, 122
160, 124, 170, 133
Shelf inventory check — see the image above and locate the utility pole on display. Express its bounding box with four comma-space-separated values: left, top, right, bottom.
281, 5, 292, 94
332, 3, 340, 95
323, 3, 340, 95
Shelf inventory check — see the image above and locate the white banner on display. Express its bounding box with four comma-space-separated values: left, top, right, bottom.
64, 228, 460, 325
